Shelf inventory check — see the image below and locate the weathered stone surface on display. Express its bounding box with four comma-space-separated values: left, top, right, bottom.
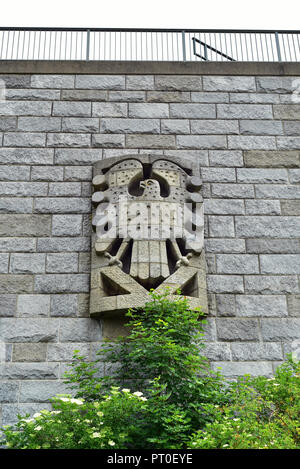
216, 294, 236, 316
161, 119, 190, 134
273, 104, 300, 119
62, 117, 99, 132
31, 75, 75, 88
218, 104, 272, 119
0, 148, 54, 165
216, 318, 260, 341
126, 75, 154, 90
191, 119, 239, 134
64, 166, 92, 181
202, 343, 231, 361
126, 134, 175, 149
59, 318, 101, 342
230, 92, 280, 103
228, 136, 276, 150
0, 294, 17, 317
17, 294, 50, 317
202, 168, 236, 182
216, 254, 259, 274
277, 137, 300, 149
287, 295, 300, 316
237, 168, 288, 183
236, 216, 300, 238
12, 344, 47, 362
207, 275, 244, 293
129, 103, 168, 118
92, 134, 125, 148
0, 238, 36, 252
261, 319, 300, 341
170, 103, 215, 118
110, 90, 145, 102
18, 116, 61, 132
50, 294, 78, 317
34, 274, 89, 293
281, 200, 300, 215
47, 343, 90, 361
236, 295, 288, 317
245, 276, 299, 294
19, 380, 69, 402
209, 150, 243, 167
46, 253, 78, 274
37, 237, 90, 252
244, 150, 300, 168
92, 102, 127, 117
191, 92, 229, 103
231, 343, 283, 361
209, 216, 235, 237
100, 117, 160, 134
246, 238, 300, 253
245, 200, 281, 215
204, 199, 244, 215
148, 91, 190, 102
51, 215, 82, 237
203, 76, 256, 92
256, 77, 295, 93
31, 166, 64, 181
211, 184, 255, 198
52, 102, 91, 117
0, 165, 30, 181
240, 119, 283, 135
0, 215, 48, 237
47, 133, 90, 148
10, 254, 45, 274
0, 275, 33, 294
0, 318, 58, 342
34, 197, 91, 213
255, 184, 300, 199
177, 135, 226, 149
3, 132, 46, 147
0, 101, 51, 116
155, 75, 202, 91
212, 361, 273, 377
75, 75, 125, 90
0, 382, 19, 402
205, 239, 245, 253
62, 89, 108, 101
260, 255, 300, 274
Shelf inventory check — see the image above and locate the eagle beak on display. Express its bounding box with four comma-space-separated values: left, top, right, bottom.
140, 181, 146, 188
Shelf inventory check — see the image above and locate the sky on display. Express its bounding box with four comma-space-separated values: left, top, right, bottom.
1, 0, 299, 30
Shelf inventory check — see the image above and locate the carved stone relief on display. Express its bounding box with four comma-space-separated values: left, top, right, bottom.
90, 154, 208, 330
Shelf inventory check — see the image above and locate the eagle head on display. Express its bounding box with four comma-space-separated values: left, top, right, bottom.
139, 179, 161, 197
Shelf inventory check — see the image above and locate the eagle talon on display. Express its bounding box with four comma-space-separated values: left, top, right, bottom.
175, 253, 193, 268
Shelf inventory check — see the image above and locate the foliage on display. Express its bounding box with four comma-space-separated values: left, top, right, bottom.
189, 357, 300, 449
1, 292, 299, 449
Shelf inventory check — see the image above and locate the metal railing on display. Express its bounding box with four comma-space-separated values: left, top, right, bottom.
0, 28, 299, 62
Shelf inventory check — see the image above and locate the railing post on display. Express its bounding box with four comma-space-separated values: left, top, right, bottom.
182, 30, 186, 61
86, 29, 90, 61
275, 32, 282, 62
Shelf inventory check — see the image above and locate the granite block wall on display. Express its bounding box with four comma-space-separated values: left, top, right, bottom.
0, 70, 300, 426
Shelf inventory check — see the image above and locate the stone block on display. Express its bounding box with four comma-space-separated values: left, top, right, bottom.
0, 318, 58, 342
19, 380, 69, 402
209, 150, 243, 167
17, 294, 50, 317
203, 76, 256, 92
204, 199, 244, 215
283, 121, 300, 135
34, 274, 89, 293
281, 200, 300, 215
109, 90, 145, 102
256, 184, 300, 199
239, 120, 283, 135
177, 135, 226, 149
207, 275, 244, 293
128, 103, 168, 118
217, 104, 272, 119
201, 168, 236, 182
236, 216, 300, 238
287, 295, 300, 316
256, 77, 295, 93
216, 318, 260, 341
236, 295, 288, 317
0, 74, 31, 88
0, 101, 51, 116
50, 294, 78, 317
0, 148, 54, 165
0, 165, 30, 181
261, 318, 300, 341
155, 75, 202, 91
231, 343, 283, 361
277, 136, 300, 150
260, 255, 300, 274
100, 117, 160, 134
75, 75, 125, 90
37, 237, 90, 252
209, 216, 235, 237
246, 238, 300, 254
48, 182, 81, 196
202, 343, 231, 361
12, 344, 47, 362
273, 104, 300, 119
55, 149, 103, 165
191, 92, 229, 103
289, 169, 300, 183
0, 295, 17, 317
31, 166, 64, 181
245, 275, 299, 294
34, 197, 91, 213
3, 132, 46, 147
10, 254, 45, 274
64, 166, 92, 181
0, 382, 19, 403
205, 239, 245, 253
147, 91, 190, 102
46, 253, 78, 273
170, 103, 215, 118
0, 276, 33, 294
92, 134, 125, 148
216, 294, 236, 316
245, 200, 281, 215
229, 92, 280, 103
244, 150, 300, 168
161, 119, 190, 134
191, 119, 239, 134
228, 136, 276, 150
47, 133, 90, 148
126, 75, 154, 90
59, 318, 101, 342
52, 102, 91, 117
31, 75, 75, 88
92, 102, 127, 117
126, 134, 175, 149
0, 215, 51, 237
18, 116, 61, 132
0, 238, 36, 252
211, 184, 254, 198
212, 361, 273, 377
237, 168, 288, 183
0, 116, 17, 130
216, 254, 259, 274
0, 181, 48, 197
52, 215, 82, 237
47, 343, 90, 361
62, 117, 99, 133
62, 89, 108, 101
0, 254, 9, 273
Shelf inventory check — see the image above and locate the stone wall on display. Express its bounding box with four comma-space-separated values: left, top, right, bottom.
0, 67, 300, 426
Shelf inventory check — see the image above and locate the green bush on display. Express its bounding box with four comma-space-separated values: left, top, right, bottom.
1, 291, 299, 449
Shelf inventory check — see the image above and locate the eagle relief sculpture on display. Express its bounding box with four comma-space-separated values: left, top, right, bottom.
90, 154, 208, 327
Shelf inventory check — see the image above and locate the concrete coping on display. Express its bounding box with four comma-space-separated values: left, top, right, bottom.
0, 60, 300, 75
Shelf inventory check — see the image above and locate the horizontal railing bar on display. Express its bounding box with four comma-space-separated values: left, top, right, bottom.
0, 27, 299, 33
